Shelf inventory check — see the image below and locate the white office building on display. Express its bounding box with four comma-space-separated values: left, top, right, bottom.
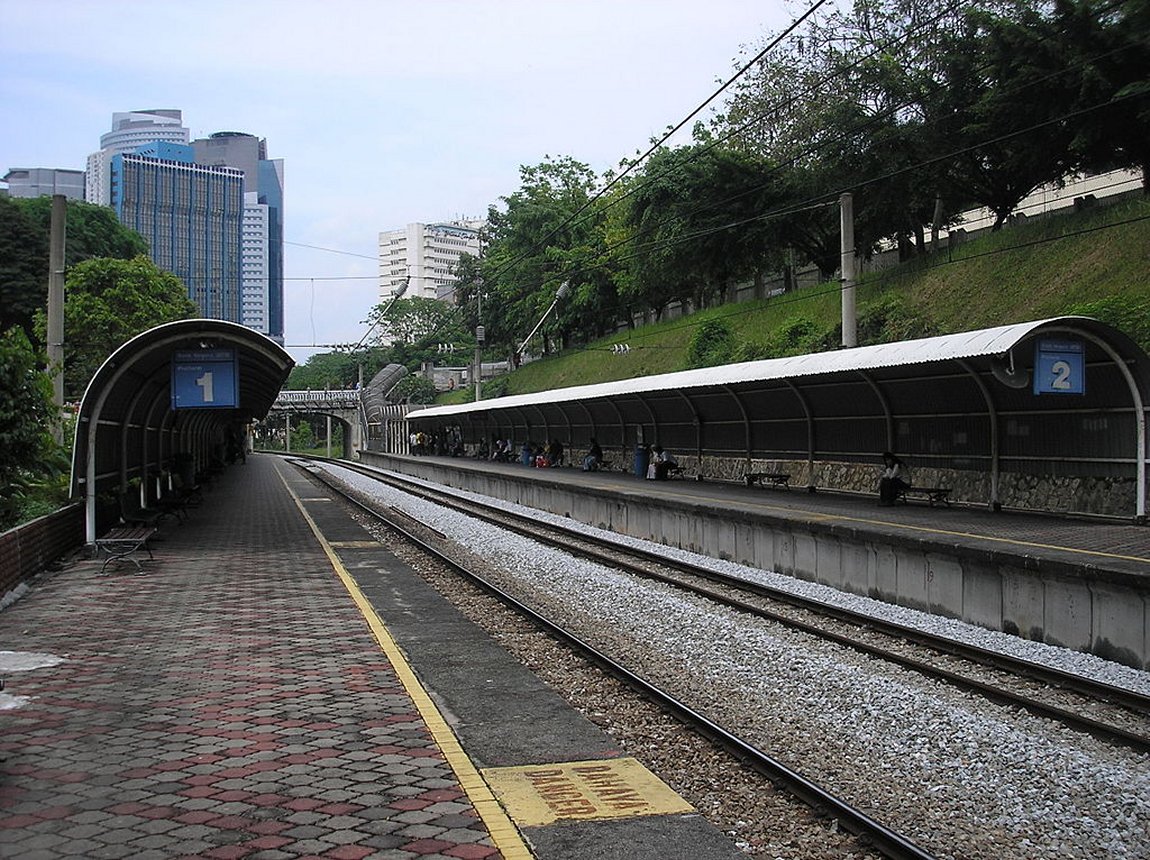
86, 109, 190, 204
378, 220, 483, 303
242, 192, 271, 336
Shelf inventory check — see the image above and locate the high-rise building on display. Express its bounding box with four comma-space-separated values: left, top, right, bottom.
87, 112, 284, 340
2, 168, 85, 199
87, 110, 189, 204
192, 132, 285, 344
378, 220, 483, 303
111, 142, 245, 322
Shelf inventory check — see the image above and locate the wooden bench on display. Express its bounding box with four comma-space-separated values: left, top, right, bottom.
93, 525, 157, 574
897, 486, 952, 507
746, 471, 791, 490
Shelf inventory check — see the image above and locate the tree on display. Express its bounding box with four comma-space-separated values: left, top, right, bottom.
0, 197, 47, 335
286, 350, 363, 390
0, 328, 56, 529
0, 197, 149, 337
37, 256, 197, 400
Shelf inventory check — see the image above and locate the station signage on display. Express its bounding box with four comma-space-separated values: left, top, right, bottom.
172, 349, 239, 409
1033, 338, 1085, 395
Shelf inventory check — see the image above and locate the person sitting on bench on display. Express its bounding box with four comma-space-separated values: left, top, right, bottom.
647, 445, 677, 480
879, 451, 910, 505
582, 438, 604, 471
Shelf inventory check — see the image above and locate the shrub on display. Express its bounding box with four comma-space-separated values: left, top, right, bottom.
687, 319, 736, 368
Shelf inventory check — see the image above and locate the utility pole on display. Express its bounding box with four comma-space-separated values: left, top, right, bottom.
840, 192, 857, 348
47, 195, 66, 442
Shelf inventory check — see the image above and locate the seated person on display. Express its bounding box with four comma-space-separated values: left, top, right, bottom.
647, 445, 676, 480
879, 451, 910, 505
582, 439, 604, 471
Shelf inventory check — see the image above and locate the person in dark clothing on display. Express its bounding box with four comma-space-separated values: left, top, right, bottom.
879, 451, 909, 505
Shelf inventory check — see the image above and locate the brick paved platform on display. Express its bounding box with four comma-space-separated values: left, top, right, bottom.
0, 456, 516, 860
1, 455, 743, 860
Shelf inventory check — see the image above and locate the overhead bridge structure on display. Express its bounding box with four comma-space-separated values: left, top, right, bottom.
407, 317, 1150, 521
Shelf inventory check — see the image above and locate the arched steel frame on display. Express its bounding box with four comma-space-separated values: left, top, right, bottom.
406, 318, 1150, 520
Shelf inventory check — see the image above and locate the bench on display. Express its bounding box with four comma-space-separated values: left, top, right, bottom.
745, 471, 791, 490
93, 525, 157, 574
897, 486, 952, 507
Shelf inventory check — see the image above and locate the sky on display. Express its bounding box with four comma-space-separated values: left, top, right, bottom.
1, 0, 795, 365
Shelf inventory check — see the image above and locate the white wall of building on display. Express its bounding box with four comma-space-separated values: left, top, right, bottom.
378, 220, 483, 303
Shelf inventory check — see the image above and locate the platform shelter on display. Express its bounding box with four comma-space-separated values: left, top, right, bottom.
408, 317, 1149, 521
70, 319, 294, 543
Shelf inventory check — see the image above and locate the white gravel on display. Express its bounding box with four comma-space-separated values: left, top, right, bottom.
319, 463, 1150, 860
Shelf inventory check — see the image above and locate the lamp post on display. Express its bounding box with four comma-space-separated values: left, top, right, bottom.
517, 280, 570, 361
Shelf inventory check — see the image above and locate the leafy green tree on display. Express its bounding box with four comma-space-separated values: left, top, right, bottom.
0, 328, 56, 529
1060, 0, 1150, 188
0, 198, 149, 337
286, 350, 363, 390
390, 375, 438, 404
480, 156, 602, 357
0, 198, 47, 335
36, 256, 197, 400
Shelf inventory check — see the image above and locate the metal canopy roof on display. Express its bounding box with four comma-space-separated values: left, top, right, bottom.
71, 319, 294, 542
415, 318, 1148, 416
409, 317, 1149, 519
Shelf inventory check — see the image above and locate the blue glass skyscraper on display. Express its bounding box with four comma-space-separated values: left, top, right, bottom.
110, 142, 244, 322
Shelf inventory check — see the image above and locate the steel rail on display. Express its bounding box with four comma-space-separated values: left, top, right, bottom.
291, 458, 940, 860
305, 456, 1150, 750
363, 462, 1150, 717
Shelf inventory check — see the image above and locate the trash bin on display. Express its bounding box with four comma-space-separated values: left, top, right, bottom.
633, 444, 649, 479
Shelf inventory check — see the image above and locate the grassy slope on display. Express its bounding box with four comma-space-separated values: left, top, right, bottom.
450, 198, 1150, 401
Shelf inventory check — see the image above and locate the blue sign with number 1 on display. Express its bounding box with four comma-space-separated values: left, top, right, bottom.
172, 349, 239, 409
1033, 339, 1085, 395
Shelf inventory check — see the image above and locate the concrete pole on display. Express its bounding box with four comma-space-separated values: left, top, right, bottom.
47, 195, 67, 441
285, 413, 291, 453
840, 192, 857, 348
326, 414, 332, 458
474, 325, 485, 401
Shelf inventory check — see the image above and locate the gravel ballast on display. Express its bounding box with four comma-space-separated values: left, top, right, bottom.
319, 463, 1150, 860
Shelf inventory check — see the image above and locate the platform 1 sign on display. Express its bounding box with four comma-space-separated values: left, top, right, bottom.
1033, 338, 1085, 395
172, 349, 238, 409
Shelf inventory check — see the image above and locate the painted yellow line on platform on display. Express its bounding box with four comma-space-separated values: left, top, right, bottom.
658, 488, 1150, 566
276, 464, 534, 860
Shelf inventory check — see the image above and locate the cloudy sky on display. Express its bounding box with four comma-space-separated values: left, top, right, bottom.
1, 0, 794, 363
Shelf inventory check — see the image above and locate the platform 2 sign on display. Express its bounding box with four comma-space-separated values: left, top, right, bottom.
1033, 338, 1085, 396
172, 349, 239, 409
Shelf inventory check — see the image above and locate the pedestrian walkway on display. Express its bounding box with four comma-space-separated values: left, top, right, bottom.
0, 457, 516, 860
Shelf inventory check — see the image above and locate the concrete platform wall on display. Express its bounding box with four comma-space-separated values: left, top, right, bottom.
361, 453, 1149, 670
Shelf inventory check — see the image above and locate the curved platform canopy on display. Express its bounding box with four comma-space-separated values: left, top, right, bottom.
71, 319, 294, 542
409, 317, 1149, 519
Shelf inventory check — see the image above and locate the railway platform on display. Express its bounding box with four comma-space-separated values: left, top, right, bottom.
362, 451, 1150, 670
0, 455, 742, 860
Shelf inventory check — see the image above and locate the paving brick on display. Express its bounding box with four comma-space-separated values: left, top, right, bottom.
0, 460, 504, 860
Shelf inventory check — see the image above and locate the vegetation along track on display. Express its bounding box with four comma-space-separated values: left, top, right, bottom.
303, 456, 1150, 751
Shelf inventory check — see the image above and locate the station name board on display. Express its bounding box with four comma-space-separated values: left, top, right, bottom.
172, 349, 239, 409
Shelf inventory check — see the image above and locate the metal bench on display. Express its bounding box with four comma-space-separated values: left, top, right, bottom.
93, 525, 157, 574
745, 471, 791, 489
897, 486, 952, 507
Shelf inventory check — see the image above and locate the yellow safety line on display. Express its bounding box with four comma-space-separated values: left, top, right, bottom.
275, 463, 533, 859
650, 487, 1150, 566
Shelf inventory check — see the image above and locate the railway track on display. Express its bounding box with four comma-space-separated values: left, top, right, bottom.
305, 457, 1150, 751
290, 457, 937, 860
285, 459, 1150, 860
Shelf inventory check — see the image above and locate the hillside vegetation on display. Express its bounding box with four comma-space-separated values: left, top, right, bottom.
457, 198, 1150, 401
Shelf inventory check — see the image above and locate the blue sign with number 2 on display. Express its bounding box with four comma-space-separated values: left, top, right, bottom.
1033, 339, 1084, 395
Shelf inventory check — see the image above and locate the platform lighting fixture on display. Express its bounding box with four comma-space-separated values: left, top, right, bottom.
516, 280, 570, 359
351, 277, 409, 352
